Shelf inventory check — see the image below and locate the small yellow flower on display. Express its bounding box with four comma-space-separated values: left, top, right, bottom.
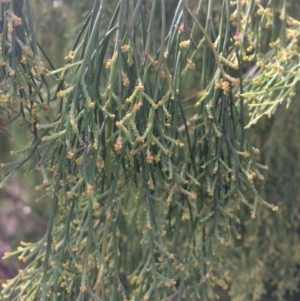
127, 59, 134, 66
114, 136, 123, 152
86, 184, 94, 195
65, 51, 75, 61
135, 85, 145, 92
122, 74, 130, 87
179, 40, 190, 49
146, 151, 154, 164
187, 59, 196, 69
120, 44, 130, 52
221, 80, 230, 94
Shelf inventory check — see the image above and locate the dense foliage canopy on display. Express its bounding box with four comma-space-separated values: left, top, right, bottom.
1, 1, 300, 301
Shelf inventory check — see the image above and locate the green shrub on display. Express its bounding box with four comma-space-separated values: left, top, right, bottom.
1, 1, 300, 300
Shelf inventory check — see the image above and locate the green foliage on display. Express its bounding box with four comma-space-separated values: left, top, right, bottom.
1, 0, 300, 300
226, 100, 300, 301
